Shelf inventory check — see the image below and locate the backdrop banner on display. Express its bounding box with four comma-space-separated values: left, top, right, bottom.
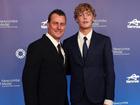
0, 0, 140, 105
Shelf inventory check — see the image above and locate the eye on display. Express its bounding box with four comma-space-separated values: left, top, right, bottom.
53, 22, 58, 25
60, 23, 65, 26
87, 13, 91, 16
78, 13, 83, 17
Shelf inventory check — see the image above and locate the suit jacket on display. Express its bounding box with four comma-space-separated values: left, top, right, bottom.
63, 31, 115, 104
22, 34, 68, 105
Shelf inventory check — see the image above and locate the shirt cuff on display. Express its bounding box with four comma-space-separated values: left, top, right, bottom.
104, 99, 113, 105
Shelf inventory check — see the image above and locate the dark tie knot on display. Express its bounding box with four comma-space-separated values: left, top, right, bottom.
83, 37, 87, 41
57, 44, 61, 49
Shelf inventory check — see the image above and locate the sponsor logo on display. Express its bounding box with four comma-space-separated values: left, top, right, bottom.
41, 20, 48, 29
0, 79, 21, 88
113, 48, 130, 56
126, 74, 140, 83
114, 101, 128, 105
15, 48, 26, 59
127, 19, 140, 28
0, 20, 18, 28
93, 19, 107, 27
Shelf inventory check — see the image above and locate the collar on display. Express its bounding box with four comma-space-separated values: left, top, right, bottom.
78, 29, 93, 41
46, 33, 60, 48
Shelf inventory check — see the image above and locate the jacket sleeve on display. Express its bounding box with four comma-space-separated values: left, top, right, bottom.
103, 37, 115, 101
22, 43, 42, 105
63, 40, 71, 75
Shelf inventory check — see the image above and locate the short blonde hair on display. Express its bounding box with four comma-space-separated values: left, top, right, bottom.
74, 3, 96, 19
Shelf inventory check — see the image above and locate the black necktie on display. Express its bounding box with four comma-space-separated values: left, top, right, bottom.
83, 37, 88, 61
57, 44, 64, 63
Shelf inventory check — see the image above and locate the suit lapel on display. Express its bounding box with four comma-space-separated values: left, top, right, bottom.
42, 35, 64, 67
72, 34, 84, 65
85, 31, 97, 62
88, 31, 96, 51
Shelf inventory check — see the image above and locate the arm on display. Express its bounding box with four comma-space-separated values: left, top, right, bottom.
103, 37, 115, 103
22, 44, 42, 105
63, 40, 71, 75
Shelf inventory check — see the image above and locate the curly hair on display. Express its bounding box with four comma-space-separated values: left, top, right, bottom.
74, 3, 96, 19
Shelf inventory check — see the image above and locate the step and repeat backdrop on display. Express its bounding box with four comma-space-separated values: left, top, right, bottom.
0, 0, 140, 105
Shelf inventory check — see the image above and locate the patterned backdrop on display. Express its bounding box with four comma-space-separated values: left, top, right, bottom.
0, 0, 140, 105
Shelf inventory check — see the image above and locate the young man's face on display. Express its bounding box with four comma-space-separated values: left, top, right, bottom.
47, 13, 66, 41
76, 10, 95, 30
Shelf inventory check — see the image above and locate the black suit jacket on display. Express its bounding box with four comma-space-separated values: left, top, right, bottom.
63, 31, 115, 104
22, 34, 68, 105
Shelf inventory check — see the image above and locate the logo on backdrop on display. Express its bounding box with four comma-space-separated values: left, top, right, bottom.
93, 19, 107, 27
41, 20, 48, 29
114, 101, 128, 105
0, 79, 20, 88
15, 48, 26, 59
126, 74, 140, 83
0, 20, 18, 28
127, 19, 140, 28
113, 47, 130, 56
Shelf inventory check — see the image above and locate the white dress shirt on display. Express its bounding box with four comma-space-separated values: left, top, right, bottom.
78, 29, 92, 57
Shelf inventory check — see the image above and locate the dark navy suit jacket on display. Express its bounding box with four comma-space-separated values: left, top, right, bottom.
63, 31, 115, 104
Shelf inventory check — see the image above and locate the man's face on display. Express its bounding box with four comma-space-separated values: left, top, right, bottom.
47, 13, 66, 41
76, 10, 95, 30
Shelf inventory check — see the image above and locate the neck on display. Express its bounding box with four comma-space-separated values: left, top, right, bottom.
47, 33, 60, 42
79, 28, 92, 35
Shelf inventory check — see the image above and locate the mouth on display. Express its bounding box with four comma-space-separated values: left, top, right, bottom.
83, 21, 89, 24
55, 30, 63, 34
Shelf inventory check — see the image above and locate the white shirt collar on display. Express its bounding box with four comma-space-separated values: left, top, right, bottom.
78, 29, 92, 41
46, 33, 60, 48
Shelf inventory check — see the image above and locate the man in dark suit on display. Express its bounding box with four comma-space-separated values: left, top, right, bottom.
63, 3, 115, 105
22, 9, 68, 105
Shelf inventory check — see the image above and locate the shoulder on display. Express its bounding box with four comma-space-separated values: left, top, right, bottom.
63, 32, 78, 43
27, 34, 46, 51
93, 31, 112, 44
94, 31, 110, 40
28, 38, 42, 48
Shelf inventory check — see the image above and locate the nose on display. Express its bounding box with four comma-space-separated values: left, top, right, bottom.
57, 24, 61, 29
83, 14, 87, 19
